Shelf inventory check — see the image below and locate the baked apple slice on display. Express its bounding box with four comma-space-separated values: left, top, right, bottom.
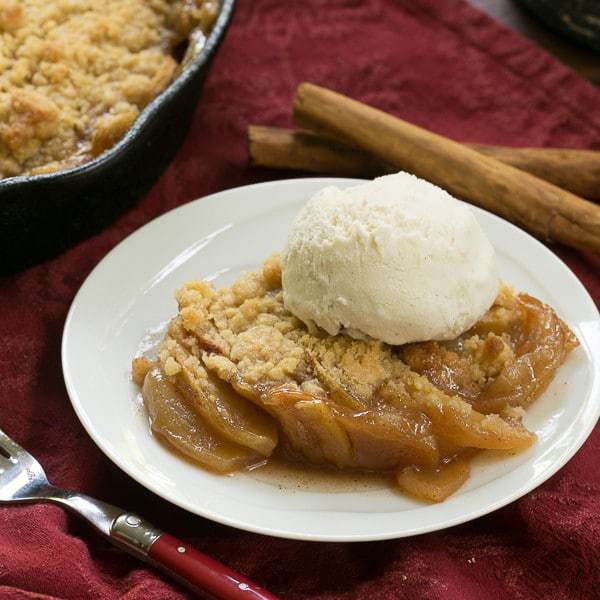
158, 323, 278, 457
142, 368, 263, 473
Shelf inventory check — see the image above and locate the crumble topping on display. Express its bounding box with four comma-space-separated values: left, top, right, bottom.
0, 0, 218, 178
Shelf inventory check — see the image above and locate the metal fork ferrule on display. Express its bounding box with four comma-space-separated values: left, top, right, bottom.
110, 513, 163, 556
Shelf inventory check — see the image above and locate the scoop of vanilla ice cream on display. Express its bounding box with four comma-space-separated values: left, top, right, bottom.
281, 172, 500, 345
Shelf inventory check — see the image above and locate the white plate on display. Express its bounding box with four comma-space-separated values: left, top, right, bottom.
62, 178, 600, 542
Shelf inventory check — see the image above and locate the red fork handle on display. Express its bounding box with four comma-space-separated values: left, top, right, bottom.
148, 533, 279, 599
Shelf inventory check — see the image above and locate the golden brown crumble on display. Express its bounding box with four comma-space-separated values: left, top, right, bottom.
135, 254, 578, 501
0, 0, 218, 178
131, 356, 154, 386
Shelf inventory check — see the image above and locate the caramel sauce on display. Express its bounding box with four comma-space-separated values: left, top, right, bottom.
246, 451, 393, 494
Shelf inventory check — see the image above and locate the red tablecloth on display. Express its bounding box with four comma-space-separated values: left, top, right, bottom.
1, 1, 599, 598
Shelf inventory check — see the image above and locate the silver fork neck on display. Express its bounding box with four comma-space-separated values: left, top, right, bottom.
35, 485, 163, 557
39, 485, 123, 536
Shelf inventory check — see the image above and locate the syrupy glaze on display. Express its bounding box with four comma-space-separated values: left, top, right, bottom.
133, 255, 578, 503
247, 453, 392, 494
139, 370, 524, 499
140, 366, 392, 492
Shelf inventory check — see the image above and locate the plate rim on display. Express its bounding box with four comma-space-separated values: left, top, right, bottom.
62, 177, 600, 542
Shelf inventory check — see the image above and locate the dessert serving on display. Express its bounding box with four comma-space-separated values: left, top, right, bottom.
0, 0, 218, 178
131, 173, 578, 503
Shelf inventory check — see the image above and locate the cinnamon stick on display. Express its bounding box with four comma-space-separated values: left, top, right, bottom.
248, 125, 388, 178
292, 83, 600, 253
248, 125, 600, 201
471, 144, 600, 200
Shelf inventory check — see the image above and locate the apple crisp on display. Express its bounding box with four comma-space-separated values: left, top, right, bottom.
0, 0, 218, 178
132, 254, 578, 502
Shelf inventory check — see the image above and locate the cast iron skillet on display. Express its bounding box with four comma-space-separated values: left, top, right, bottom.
0, 0, 236, 275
